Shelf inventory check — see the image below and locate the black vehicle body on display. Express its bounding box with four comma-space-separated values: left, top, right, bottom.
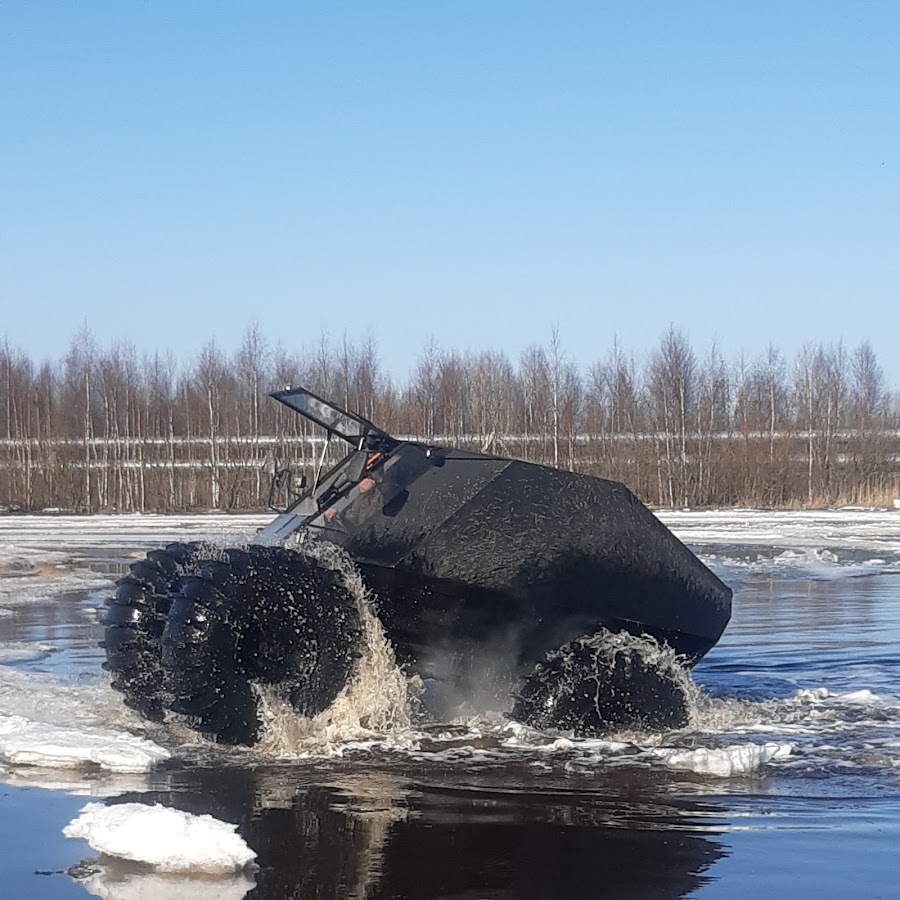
258, 388, 730, 676
102, 388, 732, 743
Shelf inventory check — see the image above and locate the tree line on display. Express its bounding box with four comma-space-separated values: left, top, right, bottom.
2, 325, 898, 513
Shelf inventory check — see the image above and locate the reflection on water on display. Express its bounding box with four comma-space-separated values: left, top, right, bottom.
98, 763, 725, 900
0, 588, 102, 677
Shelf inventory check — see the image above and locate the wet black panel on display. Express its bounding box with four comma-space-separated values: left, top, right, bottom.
342, 461, 730, 672
343, 447, 510, 566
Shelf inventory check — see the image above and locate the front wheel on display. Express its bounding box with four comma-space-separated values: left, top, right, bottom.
511, 629, 693, 735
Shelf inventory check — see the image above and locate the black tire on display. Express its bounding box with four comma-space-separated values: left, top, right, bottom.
161, 546, 362, 745
101, 542, 200, 721
511, 630, 691, 735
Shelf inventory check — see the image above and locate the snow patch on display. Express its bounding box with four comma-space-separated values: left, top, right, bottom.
652, 742, 792, 777
64, 802, 257, 873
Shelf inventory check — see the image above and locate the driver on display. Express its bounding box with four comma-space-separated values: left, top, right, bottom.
323, 473, 382, 527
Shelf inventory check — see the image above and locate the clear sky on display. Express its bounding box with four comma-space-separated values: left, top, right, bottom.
2, 2, 898, 384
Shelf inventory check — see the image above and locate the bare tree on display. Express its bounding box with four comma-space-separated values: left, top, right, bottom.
1, 323, 899, 513
648, 327, 696, 507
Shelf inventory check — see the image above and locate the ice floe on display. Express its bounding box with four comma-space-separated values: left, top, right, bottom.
0, 763, 156, 797
0, 543, 113, 607
651, 742, 793, 777
64, 802, 257, 873
837, 689, 882, 704
794, 687, 883, 705
0, 513, 268, 553
657, 508, 900, 559
0, 641, 56, 664
0, 715, 170, 773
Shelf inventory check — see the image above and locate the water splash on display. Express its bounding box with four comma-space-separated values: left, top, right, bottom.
253, 542, 418, 756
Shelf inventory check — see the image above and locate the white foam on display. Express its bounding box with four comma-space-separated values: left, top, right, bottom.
836, 689, 882, 704
253, 542, 418, 757
64, 802, 257, 873
652, 742, 792, 777
0, 715, 170, 773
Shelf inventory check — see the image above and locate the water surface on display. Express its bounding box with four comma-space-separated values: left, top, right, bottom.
0, 511, 898, 898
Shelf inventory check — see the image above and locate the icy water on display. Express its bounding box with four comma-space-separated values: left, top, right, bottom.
1, 511, 899, 899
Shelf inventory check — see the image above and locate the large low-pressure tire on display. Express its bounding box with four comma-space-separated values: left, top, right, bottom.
101, 542, 201, 721
161, 545, 362, 745
511, 630, 692, 735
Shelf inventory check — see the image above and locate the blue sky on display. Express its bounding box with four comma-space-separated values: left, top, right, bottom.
2, 2, 898, 384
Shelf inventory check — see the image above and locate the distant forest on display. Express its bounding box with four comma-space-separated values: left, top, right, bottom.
2, 325, 899, 513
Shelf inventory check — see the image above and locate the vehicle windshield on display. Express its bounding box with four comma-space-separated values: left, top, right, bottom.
270, 388, 388, 444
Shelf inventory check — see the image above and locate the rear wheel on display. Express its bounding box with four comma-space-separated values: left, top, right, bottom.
101, 542, 200, 721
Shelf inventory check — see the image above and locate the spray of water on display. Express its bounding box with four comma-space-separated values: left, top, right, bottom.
253, 541, 418, 756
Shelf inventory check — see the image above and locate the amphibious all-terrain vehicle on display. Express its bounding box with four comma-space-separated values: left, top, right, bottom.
102, 388, 732, 744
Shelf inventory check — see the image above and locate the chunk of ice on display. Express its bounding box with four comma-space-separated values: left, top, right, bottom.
795, 687, 830, 702
652, 742, 792, 777
0, 641, 56, 664
64, 802, 257, 873
0, 715, 170, 773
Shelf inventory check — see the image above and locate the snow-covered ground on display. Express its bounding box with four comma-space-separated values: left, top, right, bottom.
656, 507, 900, 556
